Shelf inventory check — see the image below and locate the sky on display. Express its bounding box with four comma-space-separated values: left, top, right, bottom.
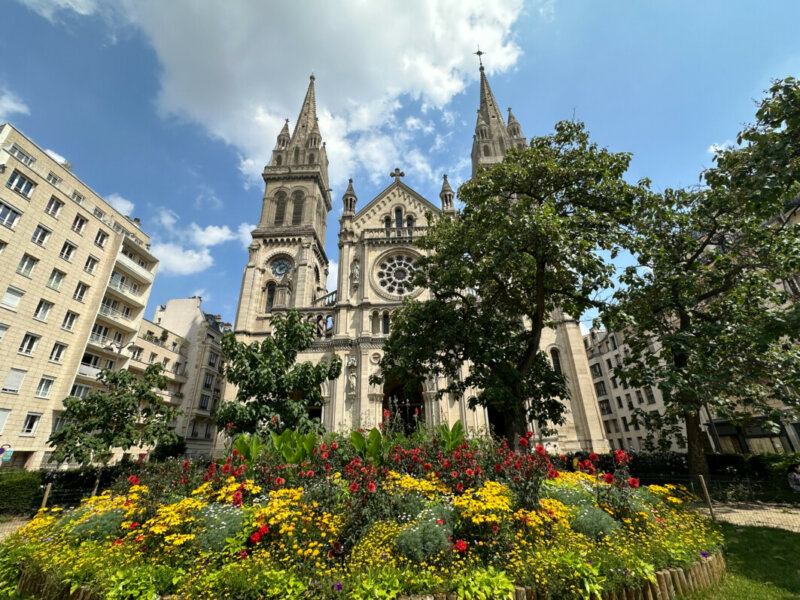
2, 0, 799, 328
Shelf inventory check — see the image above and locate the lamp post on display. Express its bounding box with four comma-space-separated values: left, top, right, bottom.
103, 341, 137, 371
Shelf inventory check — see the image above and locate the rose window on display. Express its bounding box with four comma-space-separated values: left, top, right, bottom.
377, 254, 417, 295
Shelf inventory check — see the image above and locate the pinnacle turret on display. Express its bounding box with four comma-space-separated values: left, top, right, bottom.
439, 174, 455, 213
342, 178, 357, 214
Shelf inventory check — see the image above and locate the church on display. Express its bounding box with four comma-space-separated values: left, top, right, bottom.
231, 67, 609, 453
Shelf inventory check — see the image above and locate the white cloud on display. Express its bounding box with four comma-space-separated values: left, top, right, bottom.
194, 183, 223, 210
21, 0, 528, 188
105, 192, 135, 215
151, 243, 214, 275
236, 222, 255, 249
327, 260, 338, 293
156, 208, 179, 229
579, 322, 591, 336
0, 89, 30, 122
44, 148, 68, 165
191, 288, 210, 302
189, 223, 236, 246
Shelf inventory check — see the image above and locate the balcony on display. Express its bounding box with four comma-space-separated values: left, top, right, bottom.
77, 363, 101, 379
107, 278, 146, 307
115, 251, 154, 283
87, 332, 114, 350
97, 304, 137, 332
361, 226, 428, 241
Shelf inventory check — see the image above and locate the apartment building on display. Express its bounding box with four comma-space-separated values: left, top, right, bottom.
0, 123, 158, 469
583, 328, 683, 452
153, 297, 230, 457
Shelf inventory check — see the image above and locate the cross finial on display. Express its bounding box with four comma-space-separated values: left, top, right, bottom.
474, 46, 485, 68
390, 168, 405, 182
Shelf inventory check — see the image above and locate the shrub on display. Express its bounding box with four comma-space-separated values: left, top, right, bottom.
570, 505, 620, 539
193, 504, 244, 553
0, 470, 42, 513
106, 565, 181, 600
188, 560, 306, 600
452, 566, 515, 600
349, 568, 403, 600
69, 509, 125, 542
395, 510, 452, 561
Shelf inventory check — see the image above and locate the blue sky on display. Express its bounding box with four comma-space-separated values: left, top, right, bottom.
2, 0, 799, 328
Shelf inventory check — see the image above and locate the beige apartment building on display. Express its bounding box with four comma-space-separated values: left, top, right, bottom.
153, 297, 229, 457
0, 123, 158, 469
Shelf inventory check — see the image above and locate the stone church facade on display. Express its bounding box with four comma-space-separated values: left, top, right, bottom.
231, 69, 609, 453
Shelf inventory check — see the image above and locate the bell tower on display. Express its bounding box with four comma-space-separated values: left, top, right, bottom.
234, 75, 333, 338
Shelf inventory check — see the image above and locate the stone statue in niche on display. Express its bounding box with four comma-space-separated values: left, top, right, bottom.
347, 356, 358, 395
350, 259, 360, 288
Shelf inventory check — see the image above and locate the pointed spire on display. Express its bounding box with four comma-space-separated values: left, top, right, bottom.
342, 178, 357, 215
440, 174, 455, 213
292, 74, 318, 140
276, 118, 290, 149
476, 65, 507, 131
507, 107, 524, 139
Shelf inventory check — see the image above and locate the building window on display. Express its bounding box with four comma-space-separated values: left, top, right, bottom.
204, 422, 213, 439
622, 416, 629, 432
18, 333, 40, 356
0, 408, 9, 435
203, 374, 213, 389
208, 353, 218, 367
0, 241, 4, 255
626, 394, 633, 410
606, 358, 613, 370
645, 387, 656, 404
73, 282, 89, 302
2, 368, 27, 393
550, 348, 562, 374
199, 394, 210, 410
616, 396, 623, 409
71, 214, 87, 234
6, 170, 35, 198
382, 313, 390, 334
590, 363, 603, 378
93, 207, 104, 219
599, 400, 612, 415
84, 256, 99, 275
94, 230, 108, 249
9, 144, 35, 166
20, 412, 41, 435
161, 358, 169, 369
47, 269, 65, 290
148, 352, 157, 364
59, 241, 77, 262
0, 324, 7, 342
636, 390, 644, 404
131, 348, 142, 361
273, 192, 287, 225
265, 283, 275, 312
45, 197, 63, 217
70, 383, 91, 398
1, 286, 24, 310
50, 342, 67, 362
45, 171, 62, 186
292, 194, 305, 225
0, 200, 22, 229
611, 376, 618, 389
62, 311, 78, 331
71, 190, 84, 204
16, 254, 38, 277
33, 299, 53, 322
35, 376, 55, 399
594, 381, 607, 397
31, 225, 51, 246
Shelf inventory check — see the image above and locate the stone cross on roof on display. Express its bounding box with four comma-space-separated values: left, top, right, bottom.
390, 168, 405, 182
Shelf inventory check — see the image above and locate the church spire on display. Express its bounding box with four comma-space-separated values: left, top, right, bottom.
291, 74, 318, 141
439, 174, 455, 214
471, 64, 516, 178
476, 65, 507, 132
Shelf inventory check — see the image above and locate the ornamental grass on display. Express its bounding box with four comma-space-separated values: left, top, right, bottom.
0, 423, 721, 600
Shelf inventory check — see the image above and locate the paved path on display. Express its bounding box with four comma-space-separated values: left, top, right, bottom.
0, 518, 29, 542
697, 502, 800, 533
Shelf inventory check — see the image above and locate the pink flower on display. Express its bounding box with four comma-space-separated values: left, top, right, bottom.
367, 482, 377, 493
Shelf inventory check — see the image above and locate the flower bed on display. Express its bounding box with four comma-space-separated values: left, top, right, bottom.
0, 427, 723, 600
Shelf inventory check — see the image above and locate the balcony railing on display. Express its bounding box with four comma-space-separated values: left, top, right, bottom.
108, 278, 143, 297
312, 290, 337, 307
362, 226, 428, 241
78, 363, 101, 378
99, 304, 132, 321
88, 332, 113, 347
116, 251, 154, 282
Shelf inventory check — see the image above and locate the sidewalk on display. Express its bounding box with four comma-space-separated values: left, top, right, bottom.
698, 502, 800, 533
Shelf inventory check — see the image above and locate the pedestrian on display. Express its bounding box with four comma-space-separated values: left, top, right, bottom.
788, 463, 800, 493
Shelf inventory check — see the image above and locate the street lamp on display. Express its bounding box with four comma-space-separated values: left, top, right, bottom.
103, 341, 138, 370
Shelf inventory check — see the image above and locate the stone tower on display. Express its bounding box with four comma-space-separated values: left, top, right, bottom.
234, 76, 333, 338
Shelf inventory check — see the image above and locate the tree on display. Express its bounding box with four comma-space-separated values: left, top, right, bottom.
375, 121, 650, 441
215, 309, 342, 436
604, 78, 800, 478
49, 363, 180, 466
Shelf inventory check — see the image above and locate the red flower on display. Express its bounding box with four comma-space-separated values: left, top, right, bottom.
349, 482, 359, 493
259, 525, 269, 535
367, 482, 377, 493
627, 477, 640, 488
183, 460, 190, 469
331, 442, 338, 450
113, 539, 123, 546
324, 464, 331, 472
465, 468, 474, 477
321, 452, 329, 460
492, 525, 499, 533
436, 518, 444, 525
232, 491, 243, 507
306, 470, 315, 478
525, 430, 534, 438
547, 469, 559, 479
222, 464, 231, 474
130, 522, 138, 529
603, 473, 615, 484
518, 438, 529, 447
454, 539, 467, 553
456, 482, 464, 492
383, 409, 391, 420
275, 477, 285, 486
614, 449, 630, 465
559, 454, 567, 462
414, 407, 419, 416
127, 475, 140, 485
238, 549, 248, 560
588, 453, 599, 462
535, 445, 546, 457
226, 422, 233, 430
494, 463, 503, 473
180, 477, 188, 484
250, 532, 261, 544
423, 463, 432, 471
232, 449, 239, 458
135, 535, 144, 542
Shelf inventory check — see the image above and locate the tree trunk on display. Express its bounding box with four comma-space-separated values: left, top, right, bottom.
684, 408, 709, 480
504, 405, 529, 447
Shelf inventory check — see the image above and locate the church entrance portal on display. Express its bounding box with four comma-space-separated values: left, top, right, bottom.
383, 379, 424, 435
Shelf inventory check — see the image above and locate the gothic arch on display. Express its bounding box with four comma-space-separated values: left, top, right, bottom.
291, 191, 305, 225
273, 191, 288, 225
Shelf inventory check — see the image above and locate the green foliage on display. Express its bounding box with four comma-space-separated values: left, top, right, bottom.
604, 78, 800, 477
106, 565, 182, 600
395, 506, 453, 561
150, 437, 187, 461
215, 309, 342, 436
350, 428, 386, 465
348, 568, 403, 600
233, 433, 267, 467
0, 470, 42, 514
193, 504, 244, 553
570, 505, 620, 539
187, 560, 306, 600
69, 509, 125, 542
452, 566, 515, 600
48, 363, 180, 466
270, 429, 315, 464
437, 419, 465, 452
376, 121, 650, 439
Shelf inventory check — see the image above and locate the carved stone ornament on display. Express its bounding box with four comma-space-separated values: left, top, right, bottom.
350, 259, 360, 288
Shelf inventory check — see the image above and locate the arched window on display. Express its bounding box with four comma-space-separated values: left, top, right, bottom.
395, 207, 403, 229
293, 147, 300, 164
292, 193, 305, 225
483, 144, 490, 157
275, 154, 282, 166
308, 153, 315, 164
265, 283, 276, 312
372, 311, 380, 334
382, 312, 390, 334
550, 348, 562, 374
406, 216, 414, 229
274, 192, 287, 225
385, 216, 391, 237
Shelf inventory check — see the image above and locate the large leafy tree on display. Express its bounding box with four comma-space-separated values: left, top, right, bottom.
376, 121, 650, 441
49, 363, 179, 465
216, 309, 342, 436
604, 78, 800, 478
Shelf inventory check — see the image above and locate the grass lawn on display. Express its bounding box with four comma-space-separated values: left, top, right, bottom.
684, 522, 800, 600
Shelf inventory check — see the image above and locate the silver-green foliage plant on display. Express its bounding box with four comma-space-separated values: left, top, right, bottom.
452, 566, 515, 600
